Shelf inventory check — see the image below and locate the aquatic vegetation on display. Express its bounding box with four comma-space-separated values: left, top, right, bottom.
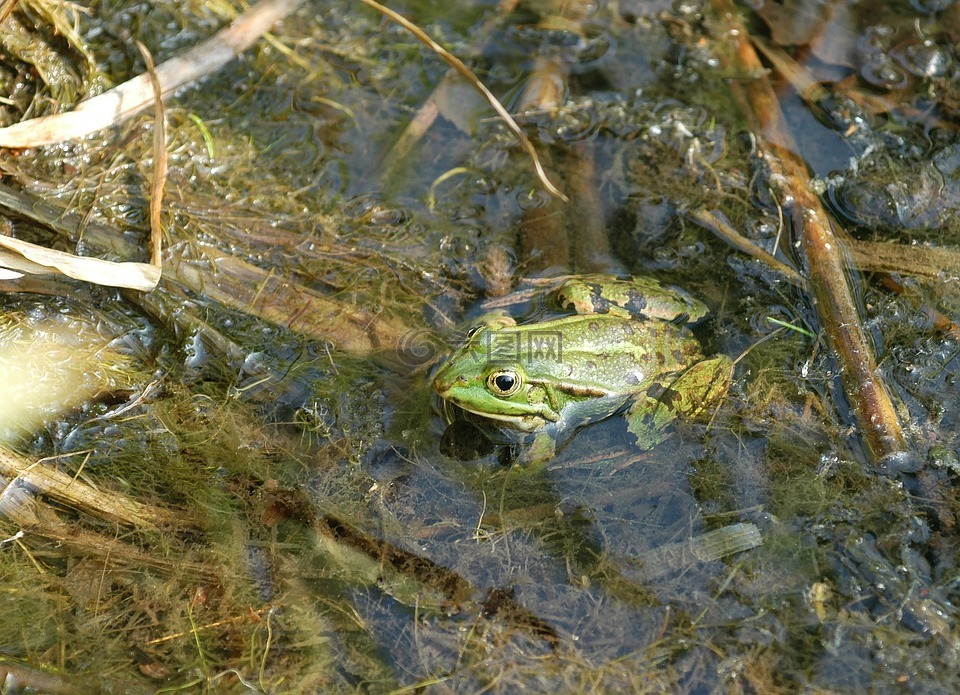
0, 0, 957, 692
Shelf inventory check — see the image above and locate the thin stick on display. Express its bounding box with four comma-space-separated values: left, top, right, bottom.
378, 0, 521, 177
710, 0, 912, 468
136, 41, 167, 269
687, 209, 807, 288
357, 0, 568, 202
0, 445, 171, 528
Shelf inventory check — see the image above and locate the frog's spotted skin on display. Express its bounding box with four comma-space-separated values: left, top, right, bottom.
554, 275, 708, 323
433, 276, 733, 464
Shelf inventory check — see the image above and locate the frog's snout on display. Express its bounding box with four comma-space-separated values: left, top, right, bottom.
434, 373, 466, 396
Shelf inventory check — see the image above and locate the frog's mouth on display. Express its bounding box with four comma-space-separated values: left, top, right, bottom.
439, 395, 551, 432
435, 372, 557, 431
461, 406, 543, 431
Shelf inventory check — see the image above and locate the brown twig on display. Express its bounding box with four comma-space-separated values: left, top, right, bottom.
0, 182, 417, 366
710, 0, 913, 468
167, 250, 412, 363
687, 209, 807, 288
0, 445, 173, 528
0, 660, 81, 695
848, 239, 960, 279
136, 40, 167, 269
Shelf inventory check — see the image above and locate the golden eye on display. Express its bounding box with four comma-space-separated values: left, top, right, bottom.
486, 369, 521, 397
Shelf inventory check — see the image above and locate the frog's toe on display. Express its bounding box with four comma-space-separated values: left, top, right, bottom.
625, 394, 675, 450
625, 356, 733, 450
678, 355, 733, 417
668, 355, 733, 419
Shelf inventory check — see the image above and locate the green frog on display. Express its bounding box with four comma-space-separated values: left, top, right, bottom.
432, 275, 733, 464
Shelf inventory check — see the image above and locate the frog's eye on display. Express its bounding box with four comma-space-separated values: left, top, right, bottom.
486, 369, 521, 397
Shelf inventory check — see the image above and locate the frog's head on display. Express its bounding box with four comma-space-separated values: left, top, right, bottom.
433, 324, 558, 432
434, 362, 557, 432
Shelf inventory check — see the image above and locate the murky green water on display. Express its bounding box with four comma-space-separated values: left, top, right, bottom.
0, 0, 959, 692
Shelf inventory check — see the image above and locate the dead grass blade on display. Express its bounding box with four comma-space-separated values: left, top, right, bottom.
0, 0, 305, 147
358, 0, 568, 202
0, 446, 173, 528
379, 0, 521, 178
0, 234, 160, 290
136, 40, 167, 268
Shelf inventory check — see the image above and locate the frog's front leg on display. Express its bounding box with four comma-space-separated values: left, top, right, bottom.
625, 356, 733, 450
516, 429, 558, 466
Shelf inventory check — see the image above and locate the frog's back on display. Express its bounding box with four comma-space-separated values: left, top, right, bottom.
510, 313, 702, 396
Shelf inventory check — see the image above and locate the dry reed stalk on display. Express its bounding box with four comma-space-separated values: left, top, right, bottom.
710, 0, 913, 468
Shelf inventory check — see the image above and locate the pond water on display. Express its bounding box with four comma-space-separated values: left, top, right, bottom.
1, 0, 960, 692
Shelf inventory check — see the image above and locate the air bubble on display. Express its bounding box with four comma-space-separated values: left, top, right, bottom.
893, 40, 952, 78
860, 55, 910, 89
